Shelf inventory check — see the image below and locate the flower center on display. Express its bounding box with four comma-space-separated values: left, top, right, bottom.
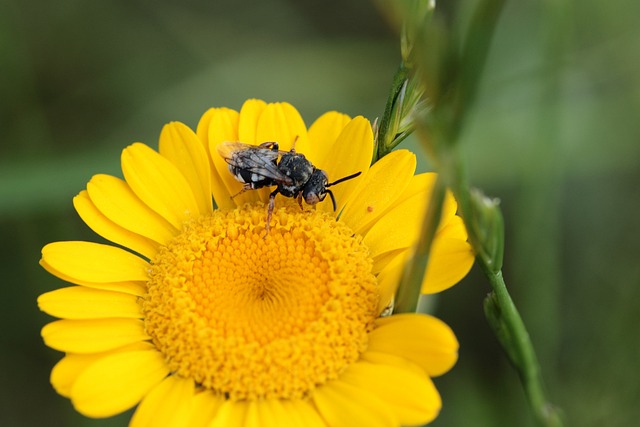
142, 203, 379, 400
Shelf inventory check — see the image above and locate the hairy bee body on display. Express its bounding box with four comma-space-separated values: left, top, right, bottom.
217, 141, 361, 236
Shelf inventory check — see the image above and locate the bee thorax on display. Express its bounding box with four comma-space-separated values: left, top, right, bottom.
278, 153, 314, 185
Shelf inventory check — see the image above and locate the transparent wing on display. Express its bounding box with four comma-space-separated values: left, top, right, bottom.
216, 141, 292, 184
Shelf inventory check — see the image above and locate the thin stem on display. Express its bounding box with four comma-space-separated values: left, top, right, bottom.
419, 120, 564, 427
482, 267, 564, 427
383, 1, 564, 424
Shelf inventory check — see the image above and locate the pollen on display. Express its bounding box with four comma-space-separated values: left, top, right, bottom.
142, 203, 379, 400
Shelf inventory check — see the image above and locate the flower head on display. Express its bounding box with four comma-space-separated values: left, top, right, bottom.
38, 99, 473, 426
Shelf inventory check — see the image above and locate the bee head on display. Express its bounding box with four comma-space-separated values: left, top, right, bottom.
302, 170, 362, 211
302, 170, 329, 206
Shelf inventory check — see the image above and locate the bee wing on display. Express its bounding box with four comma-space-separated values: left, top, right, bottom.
217, 141, 292, 158
216, 141, 259, 161
216, 141, 292, 184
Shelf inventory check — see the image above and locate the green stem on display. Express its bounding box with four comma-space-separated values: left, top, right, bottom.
482, 267, 564, 427
425, 124, 564, 427
385, 1, 564, 424
446, 149, 563, 426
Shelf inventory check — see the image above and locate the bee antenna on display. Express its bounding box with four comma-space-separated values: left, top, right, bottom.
327, 171, 361, 188
326, 189, 337, 211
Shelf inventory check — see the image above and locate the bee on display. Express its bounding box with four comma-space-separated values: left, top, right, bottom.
217, 141, 361, 236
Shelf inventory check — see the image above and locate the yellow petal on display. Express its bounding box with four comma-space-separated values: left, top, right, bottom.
41, 318, 149, 353
196, 107, 239, 210
159, 122, 213, 215
121, 143, 200, 229
375, 238, 472, 309
441, 190, 459, 225
368, 314, 459, 377
38, 286, 142, 319
317, 116, 373, 214
354, 173, 431, 248
422, 237, 474, 294
70, 348, 169, 418
362, 174, 458, 261
280, 400, 327, 427
41, 259, 145, 295
188, 391, 224, 427
396, 172, 436, 202
197, 107, 238, 149
87, 174, 176, 245
210, 400, 249, 427
339, 361, 441, 425
243, 399, 326, 427
439, 213, 469, 240
245, 400, 295, 427
308, 111, 351, 167
51, 353, 99, 398
50, 342, 154, 397
238, 99, 267, 144
371, 248, 405, 274
255, 102, 308, 153
363, 190, 427, 259
375, 251, 408, 314
130, 376, 195, 427
340, 149, 416, 233
395, 172, 458, 230
360, 351, 425, 377
313, 379, 397, 427
73, 191, 158, 259
41, 241, 149, 283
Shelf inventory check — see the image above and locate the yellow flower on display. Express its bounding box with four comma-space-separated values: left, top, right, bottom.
38, 99, 473, 426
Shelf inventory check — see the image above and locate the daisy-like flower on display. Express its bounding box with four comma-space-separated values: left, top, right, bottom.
38, 99, 474, 426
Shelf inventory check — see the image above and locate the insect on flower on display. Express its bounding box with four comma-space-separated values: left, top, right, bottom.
217, 141, 361, 236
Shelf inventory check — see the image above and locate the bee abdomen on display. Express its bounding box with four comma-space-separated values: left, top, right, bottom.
231, 165, 274, 189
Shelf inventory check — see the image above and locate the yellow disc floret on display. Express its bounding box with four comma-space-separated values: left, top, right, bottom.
143, 203, 379, 400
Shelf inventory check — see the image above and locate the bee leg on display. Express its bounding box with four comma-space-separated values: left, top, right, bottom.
259, 142, 279, 151
296, 193, 304, 210
265, 188, 280, 239
230, 183, 252, 199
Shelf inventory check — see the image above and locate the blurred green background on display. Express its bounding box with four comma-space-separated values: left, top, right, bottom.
1, 0, 639, 426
